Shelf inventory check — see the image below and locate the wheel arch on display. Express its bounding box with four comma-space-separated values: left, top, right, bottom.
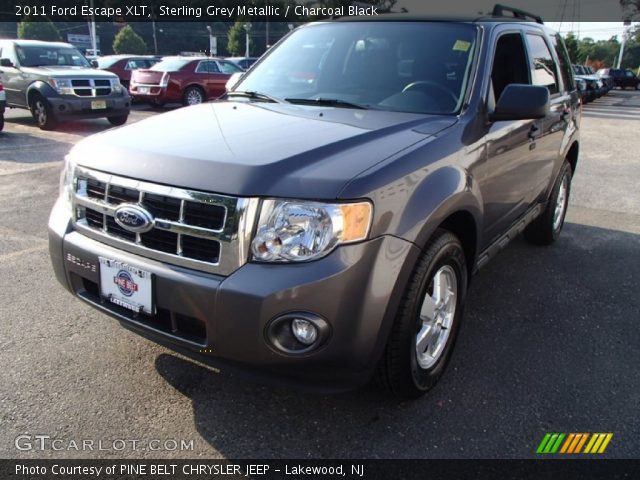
566, 140, 579, 174
26, 81, 56, 106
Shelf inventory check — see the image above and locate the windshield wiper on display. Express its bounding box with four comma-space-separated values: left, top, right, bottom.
285, 97, 369, 110
226, 90, 284, 103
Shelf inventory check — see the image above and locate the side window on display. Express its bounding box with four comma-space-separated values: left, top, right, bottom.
490, 33, 531, 104
551, 34, 574, 91
217, 61, 242, 75
626, 70, 635, 78
196, 61, 218, 74
526, 34, 559, 95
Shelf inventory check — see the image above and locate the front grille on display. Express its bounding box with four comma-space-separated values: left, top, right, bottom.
70, 78, 113, 97
73, 167, 259, 275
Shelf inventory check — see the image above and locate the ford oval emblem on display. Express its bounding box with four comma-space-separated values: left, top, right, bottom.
114, 204, 154, 233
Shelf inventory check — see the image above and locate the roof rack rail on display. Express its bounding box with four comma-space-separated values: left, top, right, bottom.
492, 4, 544, 24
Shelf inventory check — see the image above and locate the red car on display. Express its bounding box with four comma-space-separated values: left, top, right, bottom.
96, 55, 160, 89
129, 57, 243, 106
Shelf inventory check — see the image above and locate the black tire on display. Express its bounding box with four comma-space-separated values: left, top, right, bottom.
376, 229, 467, 399
107, 114, 128, 126
30, 94, 57, 130
182, 86, 205, 106
0, 114, 4, 132
524, 160, 572, 246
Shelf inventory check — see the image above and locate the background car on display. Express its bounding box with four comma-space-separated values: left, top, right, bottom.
597, 67, 640, 90
0, 39, 130, 130
573, 65, 605, 99
0, 80, 5, 131
226, 57, 259, 70
96, 55, 160, 89
129, 56, 243, 106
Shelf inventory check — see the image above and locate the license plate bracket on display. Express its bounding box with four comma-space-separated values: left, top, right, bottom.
99, 257, 153, 315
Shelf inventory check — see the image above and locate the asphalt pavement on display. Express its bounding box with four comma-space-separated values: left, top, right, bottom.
0, 92, 638, 459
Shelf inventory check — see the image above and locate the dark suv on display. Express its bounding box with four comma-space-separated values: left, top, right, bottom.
597, 68, 640, 90
0, 40, 130, 130
49, 7, 580, 398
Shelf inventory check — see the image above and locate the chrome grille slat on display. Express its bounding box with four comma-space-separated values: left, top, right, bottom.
70, 78, 113, 97
72, 166, 259, 276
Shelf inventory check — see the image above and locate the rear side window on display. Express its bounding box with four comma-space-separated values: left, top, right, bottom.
196, 61, 219, 73
551, 34, 574, 91
526, 34, 559, 95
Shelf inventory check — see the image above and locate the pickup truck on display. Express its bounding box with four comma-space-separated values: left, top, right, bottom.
0, 39, 130, 130
49, 7, 580, 399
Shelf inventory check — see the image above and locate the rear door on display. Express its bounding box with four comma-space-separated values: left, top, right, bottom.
194, 60, 219, 99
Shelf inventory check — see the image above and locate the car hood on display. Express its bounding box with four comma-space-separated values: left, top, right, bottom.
71, 101, 457, 199
23, 66, 117, 79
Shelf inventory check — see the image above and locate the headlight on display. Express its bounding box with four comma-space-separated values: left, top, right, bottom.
59, 156, 77, 212
48, 78, 73, 95
251, 199, 372, 262
111, 79, 124, 93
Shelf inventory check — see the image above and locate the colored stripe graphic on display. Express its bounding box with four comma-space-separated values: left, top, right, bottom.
574, 433, 589, 453
537, 433, 613, 454
536, 433, 552, 454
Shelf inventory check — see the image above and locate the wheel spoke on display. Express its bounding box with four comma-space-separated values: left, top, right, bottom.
419, 294, 437, 323
416, 324, 434, 354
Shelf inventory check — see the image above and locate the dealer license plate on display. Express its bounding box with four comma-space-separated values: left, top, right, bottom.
99, 258, 153, 315
91, 100, 106, 110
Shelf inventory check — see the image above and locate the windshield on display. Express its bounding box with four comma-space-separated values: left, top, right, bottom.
16, 45, 90, 68
234, 22, 477, 114
150, 58, 192, 72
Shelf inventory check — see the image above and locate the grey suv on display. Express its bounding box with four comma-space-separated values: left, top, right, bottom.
49, 7, 580, 398
0, 40, 130, 130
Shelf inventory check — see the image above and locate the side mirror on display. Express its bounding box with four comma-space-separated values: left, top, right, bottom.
225, 72, 244, 91
489, 84, 549, 122
0, 58, 14, 68
90, 60, 99, 68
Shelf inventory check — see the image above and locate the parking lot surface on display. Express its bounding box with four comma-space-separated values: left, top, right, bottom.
0, 92, 639, 459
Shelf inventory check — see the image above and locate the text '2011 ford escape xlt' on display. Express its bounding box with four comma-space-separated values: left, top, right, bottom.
49, 6, 580, 398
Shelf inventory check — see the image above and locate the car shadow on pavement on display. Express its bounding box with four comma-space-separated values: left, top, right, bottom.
154, 222, 639, 459
4, 116, 118, 136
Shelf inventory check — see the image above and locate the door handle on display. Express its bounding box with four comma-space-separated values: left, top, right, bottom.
528, 124, 541, 140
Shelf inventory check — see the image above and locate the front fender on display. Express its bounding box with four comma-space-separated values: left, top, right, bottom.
25, 80, 58, 105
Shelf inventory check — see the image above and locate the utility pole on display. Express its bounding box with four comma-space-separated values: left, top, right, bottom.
151, 7, 158, 55
616, 21, 631, 69
89, 0, 97, 55
243, 23, 252, 58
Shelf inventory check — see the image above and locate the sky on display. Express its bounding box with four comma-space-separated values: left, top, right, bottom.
547, 22, 637, 41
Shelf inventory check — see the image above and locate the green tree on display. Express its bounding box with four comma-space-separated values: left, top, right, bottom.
17, 18, 61, 41
113, 25, 147, 54
227, 19, 259, 56
227, 20, 244, 56
564, 33, 579, 62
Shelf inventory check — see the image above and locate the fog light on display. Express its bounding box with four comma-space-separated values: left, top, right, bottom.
291, 318, 318, 345
266, 312, 330, 354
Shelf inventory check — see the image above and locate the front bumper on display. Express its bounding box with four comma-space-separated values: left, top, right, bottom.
49, 198, 419, 391
47, 94, 130, 120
